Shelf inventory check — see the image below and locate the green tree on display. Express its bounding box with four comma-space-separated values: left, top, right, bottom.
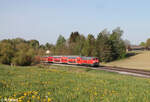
12, 43, 35, 66
12, 38, 26, 43
28, 40, 39, 49
69, 32, 80, 43
56, 35, 66, 47
44, 43, 55, 55
81, 34, 96, 56
68, 33, 85, 55
56, 35, 66, 55
45, 43, 53, 50
0, 41, 14, 64
39, 44, 46, 50
140, 42, 146, 46
75, 34, 86, 55
96, 29, 113, 62
109, 27, 126, 59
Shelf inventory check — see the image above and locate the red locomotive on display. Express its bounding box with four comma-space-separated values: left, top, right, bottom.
40, 56, 99, 67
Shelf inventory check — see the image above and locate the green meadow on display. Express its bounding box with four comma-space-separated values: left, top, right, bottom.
0, 64, 150, 102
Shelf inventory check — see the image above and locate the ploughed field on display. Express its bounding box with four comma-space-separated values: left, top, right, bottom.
1, 64, 150, 102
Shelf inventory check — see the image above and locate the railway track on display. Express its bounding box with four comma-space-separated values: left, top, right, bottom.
98, 66, 150, 78
51, 64, 150, 78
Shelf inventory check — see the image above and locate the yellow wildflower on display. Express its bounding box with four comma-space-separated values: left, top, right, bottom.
43, 99, 46, 102
48, 92, 51, 95
94, 92, 97, 96
34, 91, 38, 95
18, 99, 22, 102
21, 96, 25, 99
32, 95, 35, 98
48, 98, 52, 102
28, 91, 32, 94
37, 96, 40, 100
24, 93, 27, 96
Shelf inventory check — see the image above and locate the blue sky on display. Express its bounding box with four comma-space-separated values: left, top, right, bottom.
0, 0, 150, 44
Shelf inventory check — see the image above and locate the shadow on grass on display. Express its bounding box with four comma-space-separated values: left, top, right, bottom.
125, 52, 136, 57
124, 51, 142, 58
85, 68, 94, 72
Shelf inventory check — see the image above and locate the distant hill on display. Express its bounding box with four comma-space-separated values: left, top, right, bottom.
102, 51, 150, 70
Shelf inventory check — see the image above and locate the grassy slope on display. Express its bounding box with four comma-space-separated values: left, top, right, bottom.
102, 51, 150, 70
1, 64, 150, 102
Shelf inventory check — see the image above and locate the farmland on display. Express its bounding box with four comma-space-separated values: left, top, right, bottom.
102, 51, 150, 70
1, 64, 150, 102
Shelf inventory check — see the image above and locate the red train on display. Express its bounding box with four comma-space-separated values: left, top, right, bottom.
41, 56, 99, 66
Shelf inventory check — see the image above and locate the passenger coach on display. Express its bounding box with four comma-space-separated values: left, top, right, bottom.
41, 56, 99, 67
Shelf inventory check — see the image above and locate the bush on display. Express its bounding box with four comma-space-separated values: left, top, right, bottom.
12, 49, 35, 66
0, 39, 37, 66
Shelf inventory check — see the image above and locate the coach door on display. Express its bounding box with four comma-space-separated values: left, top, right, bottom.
76, 57, 81, 65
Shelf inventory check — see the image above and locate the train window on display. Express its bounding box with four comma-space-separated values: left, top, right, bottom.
68, 57, 77, 59
93, 58, 98, 60
87, 57, 93, 60
81, 57, 87, 60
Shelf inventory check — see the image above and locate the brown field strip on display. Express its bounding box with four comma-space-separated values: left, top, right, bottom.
102, 51, 150, 70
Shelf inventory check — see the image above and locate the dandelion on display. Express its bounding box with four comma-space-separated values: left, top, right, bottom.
48, 98, 52, 102
18, 99, 22, 102
24, 93, 27, 96
37, 96, 40, 100
34, 91, 38, 95
43, 99, 46, 102
94, 92, 97, 96
13, 94, 16, 97
48, 92, 51, 95
28, 91, 32, 94
32, 95, 35, 98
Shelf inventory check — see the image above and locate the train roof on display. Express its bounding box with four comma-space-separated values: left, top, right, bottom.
52, 55, 80, 57
42, 55, 98, 59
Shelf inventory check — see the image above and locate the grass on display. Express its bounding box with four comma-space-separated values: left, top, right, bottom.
1, 64, 150, 102
102, 51, 150, 70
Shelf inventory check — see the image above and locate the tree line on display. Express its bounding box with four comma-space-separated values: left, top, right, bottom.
54, 27, 127, 62
0, 27, 127, 66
